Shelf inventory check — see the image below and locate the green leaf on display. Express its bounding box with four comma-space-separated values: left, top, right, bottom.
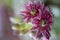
20, 22, 33, 34
12, 19, 33, 35
10, 17, 22, 24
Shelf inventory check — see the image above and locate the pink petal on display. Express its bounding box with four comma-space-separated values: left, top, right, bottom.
35, 30, 41, 38
42, 36, 49, 40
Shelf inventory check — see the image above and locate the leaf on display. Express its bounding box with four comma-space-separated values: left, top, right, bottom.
12, 21, 26, 31
12, 19, 33, 35
10, 17, 22, 24
20, 22, 33, 34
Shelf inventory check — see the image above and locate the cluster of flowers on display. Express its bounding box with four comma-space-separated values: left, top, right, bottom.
21, 0, 54, 40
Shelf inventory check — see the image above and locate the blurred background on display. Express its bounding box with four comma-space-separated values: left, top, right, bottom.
0, 0, 60, 40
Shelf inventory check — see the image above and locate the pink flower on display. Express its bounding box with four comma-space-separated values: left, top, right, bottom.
31, 23, 51, 40
21, 0, 44, 22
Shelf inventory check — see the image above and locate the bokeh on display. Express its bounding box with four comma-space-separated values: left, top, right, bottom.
0, 0, 60, 40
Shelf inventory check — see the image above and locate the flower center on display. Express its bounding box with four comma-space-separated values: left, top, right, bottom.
31, 10, 36, 16
41, 20, 46, 26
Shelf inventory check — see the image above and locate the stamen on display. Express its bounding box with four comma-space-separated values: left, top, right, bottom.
31, 10, 36, 15
42, 20, 46, 27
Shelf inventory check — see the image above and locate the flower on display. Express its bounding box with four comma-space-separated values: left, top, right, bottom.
31, 20, 51, 39
21, 0, 44, 22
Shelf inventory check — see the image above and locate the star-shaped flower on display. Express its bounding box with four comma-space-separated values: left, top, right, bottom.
21, 0, 44, 22
31, 20, 51, 40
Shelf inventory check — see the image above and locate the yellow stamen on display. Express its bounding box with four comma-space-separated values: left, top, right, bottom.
42, 20, 46, 27
31, 10, 36, 15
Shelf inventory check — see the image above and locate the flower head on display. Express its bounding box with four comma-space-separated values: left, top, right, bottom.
21, 0, 44, 22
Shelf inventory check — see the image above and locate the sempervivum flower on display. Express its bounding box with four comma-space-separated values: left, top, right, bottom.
31, 21, 51, 40
31, 6, 54, 40
21, 0, 44, 22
